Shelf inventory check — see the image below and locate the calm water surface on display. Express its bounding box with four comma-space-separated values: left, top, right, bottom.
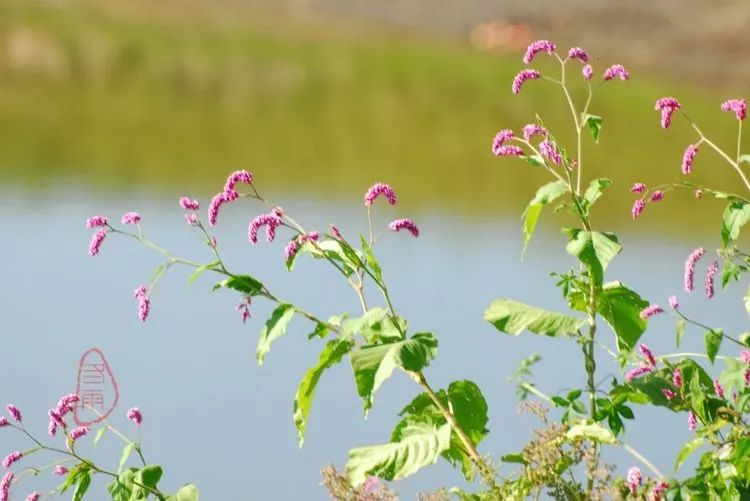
1, 185, 746, 499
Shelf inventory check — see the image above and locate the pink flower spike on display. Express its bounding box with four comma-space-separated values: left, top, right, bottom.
1, 472, 13, 501
522, 124, 547, 141
248, 213, 282, 244
224, 170, 254, 192
121, 212, 141, 225
640, 304, 664, 320
0, 418, 7, 427
745, 369, 750, 386
639, 344, 657, 367
133, 285, 148, 299
625, 365, 652, 382
492, 130, 515, 155
688, 411, 697, 431
85, 216, 108, 228
630, 183, 646, 194
603, 64, 629, 81
662, 388, 676, 400
668, 295, 679, 309
626, 466, 642, 494
57, 394, 80, 412
539, 140, 562, 165
655, 97, 681, 128
179, 197, 200, 211
364, 183, 397, 206
566, 47, 588, 63
127, 407, 143, 425
48, 420, 57, 437
54, 465, 68, 476
681, 144, 699, 174
330, 225, 342, 239
185, 214, 198, 225
138, 297, 151, 323
48, 409, 64, 427
68, 426, 88, 443
88, 229, 107, 256
714, 379, 725, 399
207, 191, 232, 227
25, 492, 40, 501
2, 451, 22, 469
6, 405, 21, 424
721, 98, 747, 121
705, 260, 719, 299
631, 199, 646, 220
672, 368, 683, 388
741, 350, 750, 364
650, 481, 669, 501
512, 69, 540, 94
284, 238, 299, 261
388, 218, 420, 237
649, 191, 665, 202
522, 40, 556, 64
582, 64, 593, 81
494, 145, 524, 157
684, 247, 705, 292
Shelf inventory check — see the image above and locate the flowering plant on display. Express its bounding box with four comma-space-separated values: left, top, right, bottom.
6, 39, 750, 500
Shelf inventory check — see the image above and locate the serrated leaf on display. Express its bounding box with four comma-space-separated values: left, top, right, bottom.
345, 422, 451, 487
484, 299, 585, 337
721, 202, 750, 247
188, 260, 220, 285
522, 180, 568, 253
212, 274, 263, 296
584, 114, 603, 143
350, 333, 438, 411
706, 329, 723, 363
676, 318, 686, 348
565, 229, 621, 285
294, 338, 355, 446
256, 304, 296, 365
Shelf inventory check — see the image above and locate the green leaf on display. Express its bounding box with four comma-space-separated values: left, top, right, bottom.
256, 304, 296, 365
484, 299, 585, 337
107, 469, 136, 501
118, 443, 135, 473
212, 274, 263, 296
59, 464, 91, 494
582, 178, 612, 211
135, 465, 163, 489
172, 485, 200, 501
705, 329, 723, 364
566, 421, 616, 444
293, 338, 355, 446
721, 202, 750, 247
307, 322, 330, 340
289, 239, 360, 275
525, 154, 545, 167
72, 471, 91, 501
188, 260, 220, 285
360, 236, 383, 283
501, 453, 527, 465
676, 437, 705, 471
350, 333, 438, 411
92, 426, 107, 446
565, 229, 621, 285
676, 318, 686, 348
583, 114, 603, 143
522, 180, 568, 252
345, 422, 451, 487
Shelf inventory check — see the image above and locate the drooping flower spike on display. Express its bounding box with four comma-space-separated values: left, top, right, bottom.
673, 368, 683, 388
127, 407, 143, 425
6, 405, 21, 424
631, 199, 646, 220
662, 388, 676, 400
248, 213, 283, 244
650, 481, 669, 501
522, 40, 556, 64
640, 304, 664, 319
582, 64, 593, 81
630, 183, 646, 194
1, 471, 13, 501
179, 197, 200, 211
522, 124, 547, 142
649, 191, 665, 202
566, 47, 588, 63
85, 216, 108, 228
714, 379, 725, 399
68, 426, 89, 443
539, 140, 562, 165
364, 183, 397, 207
54, 465, 68, 476
492, 130, 515, 156
208, 190, 239, 227
494, 145, 524, 157
88, 229, 107, 256
512, 69, 541, 94
224, 170, 254, 192
1, 451, 21, 469
639, 344, 657, 367
705, 260, 719, 299
721, 98, 747, 121
388, 218, 420, 237
668, 295, 679, 309
684, 247, 705, 292
625, 365, 652, 382
681, 144, 699, 174
626, 466, 642, 494
602, 64, 629, 81
655, 97, 681, 129
121, 212, 141, 225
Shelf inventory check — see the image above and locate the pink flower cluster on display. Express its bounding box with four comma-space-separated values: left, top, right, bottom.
566, 47, 588, 63
48, 393, 80, 437
248, 212, 283, 244
512, 69, 540, 94
627, 344, 659, 383
603, 64, 629, 81
655, 97, 681, 129
523, 40, 556, 64
492, 130, 515, 156
68, 425, 88, 443
364, 183, 397, 206
236, 297, 252, 324
180, 196, 200, 225
134, 285, 151, 323
388, 218, 420, 238
639, 304, 664, 320
522, 124, 547, 141
626, 466, 642, 494
285, 232, 320, 261
121, 212, 141, 225
721, 98, 747, 121
208, 170, 254, 226
713, 379, 725, 399
684, 247, 705, 292
6, 406, 20, 424
539, 140, 562, 165
650, 481, 669, 501
705, 260, 719, 299
1, 471, 12, 501
1, 451, 21, 469
681, 144, 699, 175
127, 407, 143, 425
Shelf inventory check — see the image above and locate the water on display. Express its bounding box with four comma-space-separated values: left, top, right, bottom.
1, 183, 746, 499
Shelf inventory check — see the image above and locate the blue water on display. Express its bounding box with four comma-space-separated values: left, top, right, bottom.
1, 186, 746, 499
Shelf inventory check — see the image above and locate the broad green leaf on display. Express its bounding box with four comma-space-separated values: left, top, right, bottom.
93, 426, 107, 446
676, 437, 705, 471
118, 442, 135, 473
339, 308, 402, 343
582, 178, 612, 210
705, 329, 723, 364
256, 304, 296, 365
484, 299, 585, 337
135, 465, 163, 489
583, 114, 603, 143
360, 236, 383, 283
72, 471, 91, 501
676, 318, 686, 348
307, 322, 330, 340
566, 421, 616, 444
293, 338, 355, 446
188, 260, 220, 285
719, 358, 747, 397
522, 180, 568, 252
565, 229, 621, 285
350, 333, 438, 411
289, 239, 360, 275
212, 274, 263, 296
721, 202, 750, 247
345, 422, 451, 487
172, 484, 200, 501
60, 464, 91, 494
107, 469, 135, 501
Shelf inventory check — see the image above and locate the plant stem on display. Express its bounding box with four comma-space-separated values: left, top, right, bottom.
688, 122, 750, 193
621, 442, 664, 478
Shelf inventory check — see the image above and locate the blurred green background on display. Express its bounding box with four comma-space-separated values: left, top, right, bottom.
0, 0, 748, 230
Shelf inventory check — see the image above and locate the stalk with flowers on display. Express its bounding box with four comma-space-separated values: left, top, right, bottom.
21, 39, 750, 500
